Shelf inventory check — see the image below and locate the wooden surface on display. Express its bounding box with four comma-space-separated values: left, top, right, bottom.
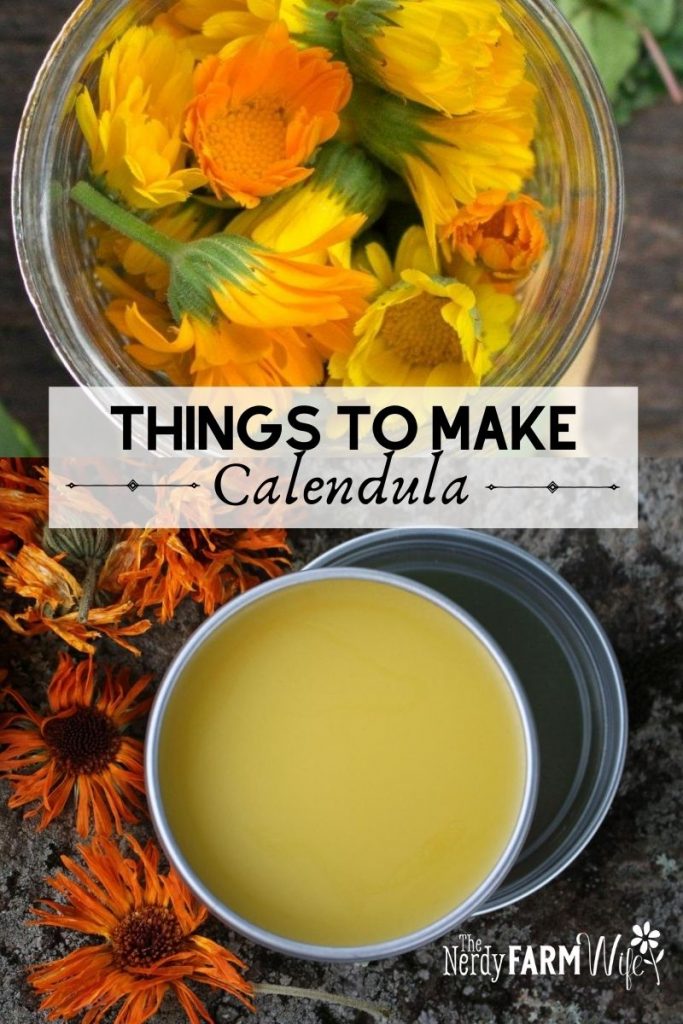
0, 2, 681, 453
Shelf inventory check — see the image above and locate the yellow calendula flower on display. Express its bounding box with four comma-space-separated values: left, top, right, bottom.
101, 268, 357, 387
125, 304, 329, 387
348, 80, 537, 246
96, 267, 191, 381
205, 0, 282, 56
171, 219, 373, 328
226, 142, 387, 265
340, 0, 526, 116
331, 226, 519, 386
157, 0, 280, 58
75, 27, 206, 209
72, 180, 373, 333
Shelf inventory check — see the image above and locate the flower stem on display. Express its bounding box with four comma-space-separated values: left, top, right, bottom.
252, 982, 390, 1021
70, 181, 181, 261
78, 558, 100, 623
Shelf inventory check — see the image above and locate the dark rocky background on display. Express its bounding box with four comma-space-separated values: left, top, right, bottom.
1, 462, 682, 1023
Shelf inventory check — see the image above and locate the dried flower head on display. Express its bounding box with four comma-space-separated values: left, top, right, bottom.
0, 458, 49, 545
119, 528, 292, 621
0, 534, 151, 656
28, 835, 254, 1023
0, 460, 148, 652
0, 654, 151, 835
0, 461, 291, 651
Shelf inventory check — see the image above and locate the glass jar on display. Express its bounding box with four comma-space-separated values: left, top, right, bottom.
12, 0, 623, 390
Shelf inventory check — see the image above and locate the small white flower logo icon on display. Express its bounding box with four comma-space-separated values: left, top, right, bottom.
631, 921, 661, 955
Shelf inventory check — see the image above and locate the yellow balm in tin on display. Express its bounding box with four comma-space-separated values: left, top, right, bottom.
157, 574, 529, 949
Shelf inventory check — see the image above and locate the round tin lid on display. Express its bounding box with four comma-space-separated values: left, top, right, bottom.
146, 567, 538, 961
305, 529, 627, 913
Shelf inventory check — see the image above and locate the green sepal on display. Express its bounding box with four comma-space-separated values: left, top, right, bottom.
70, 181, 271, 326
311, 141, 389, 227
167, 234, 266, 324
339, 0, 403, 88
283, 0, 345, 54
345, 83, 443, 178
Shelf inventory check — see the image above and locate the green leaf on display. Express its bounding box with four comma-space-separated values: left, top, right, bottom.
659, 2, 683, 70
557, 0, 641, 98
0, 403, 40, 457
557, 0, 683, 118
613, 0, 683, 121
630, 0, 676, 36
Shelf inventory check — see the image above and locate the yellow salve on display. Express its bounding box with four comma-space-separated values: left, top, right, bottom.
159, 577, 527, 947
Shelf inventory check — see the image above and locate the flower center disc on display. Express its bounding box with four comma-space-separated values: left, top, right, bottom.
482, 208, 509, 239
205, 98, 287, 178
112, 906, 185, 970
43, 707, 121, 775
380, 293, 462, 366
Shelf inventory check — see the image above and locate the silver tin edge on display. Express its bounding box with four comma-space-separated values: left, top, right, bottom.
145, 566, 539, 962
306, 529, 628, 915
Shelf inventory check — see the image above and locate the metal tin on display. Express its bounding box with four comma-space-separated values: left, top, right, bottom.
146, 567, 538, 962
306, 530, 628, 914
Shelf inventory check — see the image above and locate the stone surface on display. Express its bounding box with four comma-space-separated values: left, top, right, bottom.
1, 459, 682, 1023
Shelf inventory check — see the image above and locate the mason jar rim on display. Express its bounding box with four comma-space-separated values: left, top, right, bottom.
502, 0, 625, 386
12, 0, 624, 391
145, 567, 539, 962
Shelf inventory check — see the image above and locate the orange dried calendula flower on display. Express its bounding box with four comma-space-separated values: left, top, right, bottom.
0, 460, 291, 651
185, 21, 352, 207
0, 654, 151, 835
28, 835, 254, 1023
444, 189, 548, 286
0, 458, 49, 546
0, 542, 151, 656
118, 527, 292, 621
0, 459, 151, 654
